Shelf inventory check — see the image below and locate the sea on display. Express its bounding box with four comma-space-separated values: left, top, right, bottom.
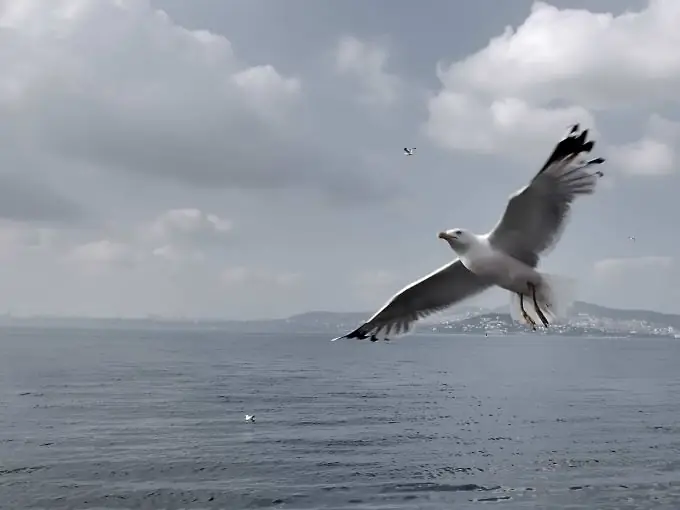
2, 327, 680, 509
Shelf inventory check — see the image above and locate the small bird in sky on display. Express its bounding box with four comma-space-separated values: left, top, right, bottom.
245, 414, 255, 423
404, 147, 416, 156
628, 236, 636, 242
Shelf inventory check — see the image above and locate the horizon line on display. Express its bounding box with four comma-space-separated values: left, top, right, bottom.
0, 300, 676, 322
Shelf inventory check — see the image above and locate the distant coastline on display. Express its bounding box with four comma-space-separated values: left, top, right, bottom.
0, 302, 678, 338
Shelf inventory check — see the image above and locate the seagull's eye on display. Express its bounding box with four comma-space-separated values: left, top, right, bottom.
454, 230, 462, 236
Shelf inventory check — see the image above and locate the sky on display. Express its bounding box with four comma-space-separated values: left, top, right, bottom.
0, 0, 679, 319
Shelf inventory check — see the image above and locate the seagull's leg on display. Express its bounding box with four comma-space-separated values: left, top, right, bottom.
530, 283, 550, 328
519, 293, 537, 331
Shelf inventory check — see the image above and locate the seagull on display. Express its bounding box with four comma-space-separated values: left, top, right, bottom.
333, 125, 605, 342
245, 414, 255, 423
628, 236, 636, 242
404, 147, 416, 156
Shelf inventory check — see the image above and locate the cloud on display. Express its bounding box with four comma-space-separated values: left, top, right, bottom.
591, 256, 680, 311
146, 208, 232, 244
63, 207, 232, 271
142, 208, 232, 263
607, 114, 679, 176
0, 220, 57, 259
0, 173, 81, 223
594, 255, 674, 279
425, 93, 596, 159
0, 0, 386, 203
438, 0, 680, 110
424, 0, 680, 165
335, 35, 401, 107
66, 239, 140, 273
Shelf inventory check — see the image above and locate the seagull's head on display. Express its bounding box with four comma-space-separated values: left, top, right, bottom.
438, 228, 473, 252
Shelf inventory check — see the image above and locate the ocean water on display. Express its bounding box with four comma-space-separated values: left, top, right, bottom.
2, 328, 680, 509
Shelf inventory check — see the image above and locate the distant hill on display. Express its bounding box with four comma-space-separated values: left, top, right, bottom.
442, 301, 680, 338
484, 301, 680, 330
279, 301, 680, 338
0, 301, 678, 338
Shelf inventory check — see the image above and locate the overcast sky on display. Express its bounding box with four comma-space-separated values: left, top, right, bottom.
0, 0, 678, 319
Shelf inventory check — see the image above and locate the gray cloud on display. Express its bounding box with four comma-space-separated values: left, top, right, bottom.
0, 0, 677, 318
0, 173, 81, 223
0, 1, 392, 205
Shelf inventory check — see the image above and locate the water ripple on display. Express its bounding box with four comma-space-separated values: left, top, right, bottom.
2, 330, 680, 508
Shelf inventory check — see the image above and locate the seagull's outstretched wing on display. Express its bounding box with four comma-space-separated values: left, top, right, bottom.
487, 125, 605, 268
332, 260, 493, 342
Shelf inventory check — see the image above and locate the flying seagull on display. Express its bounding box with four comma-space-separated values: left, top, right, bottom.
245, 414, 255, 423
333, 125, 605, 342
404, 147, 416, 156
628, 236, 636, 242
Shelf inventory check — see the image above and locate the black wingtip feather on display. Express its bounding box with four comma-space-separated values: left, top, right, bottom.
347, 329, 368, 340
539, 124, 600, 174
334, 323, 392, 342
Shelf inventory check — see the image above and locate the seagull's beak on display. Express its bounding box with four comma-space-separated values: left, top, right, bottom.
438, 232, 450, 241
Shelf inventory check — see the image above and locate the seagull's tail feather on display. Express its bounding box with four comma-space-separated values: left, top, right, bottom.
509, 273, 577, 327
509, 292, 545, 325
538, 273, 577, 321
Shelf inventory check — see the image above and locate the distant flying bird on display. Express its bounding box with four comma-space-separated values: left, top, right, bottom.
404, 147, 416, 156
333, 124, 605, 342
245, 414, 255, 423
628, 236, 636, 242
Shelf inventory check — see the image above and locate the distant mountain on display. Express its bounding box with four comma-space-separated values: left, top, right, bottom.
438, 301, 680, 338
571, 302, 680, 328
1, 301, 678, 338
279, 301, 680, 338
482, 301, 680, 330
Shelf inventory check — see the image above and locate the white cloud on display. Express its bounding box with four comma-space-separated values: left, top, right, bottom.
0, 220, 57, 259
66, 239, 140, 273
609, 138, 674, 176
425, 93, 596, 159
147, 208, 232, 242
591, 256, 680, 311
63, 207, 230, 271
425, 0, 680, 166
335, 35, 400, 107
143, 208, 232, 262
231, 64, 301, 123
440, 0, 680, 110
0, 0, 380, 201
594, 256, 674, 279
608, 114, 679, 176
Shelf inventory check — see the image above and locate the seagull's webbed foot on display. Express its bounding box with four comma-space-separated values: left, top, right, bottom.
530, 283, 550, 328
519, 293, 537, 331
